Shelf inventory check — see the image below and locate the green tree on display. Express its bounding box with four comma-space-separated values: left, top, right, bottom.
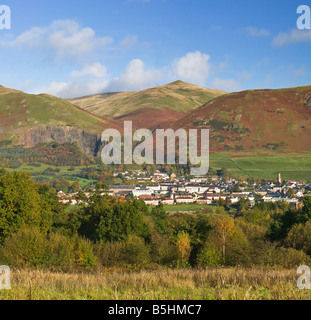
71, 181, 80, 193
150, 233, 177, 265
236, 198, 250, 213
150, 204, 169, 234
300, 196, 311, 222
196, 243, 222, 267
267, 197, 311, 242
287, 188, 295, 198
122, 235, 150, 266
285, 221, 311, 256
79, 191, 149, 242
0, 171, 53, 243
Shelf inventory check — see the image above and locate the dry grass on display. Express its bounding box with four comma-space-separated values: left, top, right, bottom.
0, 267, 310, 300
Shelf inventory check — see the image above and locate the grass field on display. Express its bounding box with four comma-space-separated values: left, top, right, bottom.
5, 163, 98, 187
210, 153, 311, 181
3, 153, 311, 184
0, 268, 309, 300
233, 157, 311, 181
163, 204, 216, 213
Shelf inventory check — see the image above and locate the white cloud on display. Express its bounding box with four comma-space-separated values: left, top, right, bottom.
245, 26, 270, 37
39, 79, 111, 99
173, 51, 210, 86
0, 20, 113, 59
70, 62, 108, 78
119, 35, 138, 49
108, 51, 212, 92
108, 58, 162, 91
273, 29, 311, 47
36, 59, 162, 98
33, 51, 230, 98
36, 62, 110, 98
210, 78, 242, 92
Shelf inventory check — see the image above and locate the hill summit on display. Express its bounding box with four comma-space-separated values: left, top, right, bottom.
69, 81, 226, 129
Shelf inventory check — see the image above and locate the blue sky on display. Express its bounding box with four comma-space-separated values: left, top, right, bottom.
0, 0, 310, 98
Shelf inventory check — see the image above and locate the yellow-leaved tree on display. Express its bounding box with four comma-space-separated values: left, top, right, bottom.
176, 231, 191, 268
215, 215, 234, 263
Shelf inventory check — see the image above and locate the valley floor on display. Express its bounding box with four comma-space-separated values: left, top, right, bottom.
0, 268, 309, 300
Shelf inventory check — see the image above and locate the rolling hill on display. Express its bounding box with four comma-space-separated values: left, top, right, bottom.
69, 81, 226, 129
171, 85, 311, 155
2, 82, 311, 180
0, 85, 120, 155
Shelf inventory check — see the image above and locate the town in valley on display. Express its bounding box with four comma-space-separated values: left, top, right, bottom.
58, 170, 306, 211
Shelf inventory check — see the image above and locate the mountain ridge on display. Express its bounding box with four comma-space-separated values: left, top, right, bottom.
1, 82, 311, 159
69, 80, 227, 129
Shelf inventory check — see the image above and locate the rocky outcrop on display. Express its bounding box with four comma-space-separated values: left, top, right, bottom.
21, 125, 102, 157
305, 96, 311, 108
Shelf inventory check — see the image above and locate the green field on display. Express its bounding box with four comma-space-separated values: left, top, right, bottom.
3, 152, 311, 183
5, 163, 98, 187
210, 153, 311, 181
163, 203, 216, 213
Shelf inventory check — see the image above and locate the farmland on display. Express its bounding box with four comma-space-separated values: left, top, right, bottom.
210, 153, 311, 181
2, 153, 311, 185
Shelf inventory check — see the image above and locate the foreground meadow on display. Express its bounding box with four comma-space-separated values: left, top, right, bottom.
0, 268, 310, 300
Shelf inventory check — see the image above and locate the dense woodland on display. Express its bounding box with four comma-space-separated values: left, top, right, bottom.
0, 169, 311, 271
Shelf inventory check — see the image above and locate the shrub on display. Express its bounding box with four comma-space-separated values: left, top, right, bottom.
96, 241, 124, 267
284, 221, 311, 255
45, 233, 76, 268
0, 228, 98, 269
0, 227, 48, 267
74, 236, 98, 268
150, 233, 177, 266
224, 226, 253, 267
122, 235, 150, 266
196, 243, 222, 267
273, 247, 311, 269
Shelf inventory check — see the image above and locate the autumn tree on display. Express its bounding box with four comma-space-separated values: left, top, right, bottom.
214, 215, 234, 262
176, 231, 191, 267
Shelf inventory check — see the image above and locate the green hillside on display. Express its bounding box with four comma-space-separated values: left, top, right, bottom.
0, 86, 107, 142
69, 81, 226, 120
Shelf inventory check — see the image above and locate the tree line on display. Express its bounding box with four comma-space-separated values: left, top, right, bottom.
0, 169, 310, 270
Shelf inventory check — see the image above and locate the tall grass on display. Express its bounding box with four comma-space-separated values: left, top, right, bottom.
0, 267, 310, 300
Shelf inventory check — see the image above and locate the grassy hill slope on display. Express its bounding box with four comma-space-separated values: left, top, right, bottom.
0, 85, 113, 143
69, 81, 226, 129
172, 85, 311, 155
